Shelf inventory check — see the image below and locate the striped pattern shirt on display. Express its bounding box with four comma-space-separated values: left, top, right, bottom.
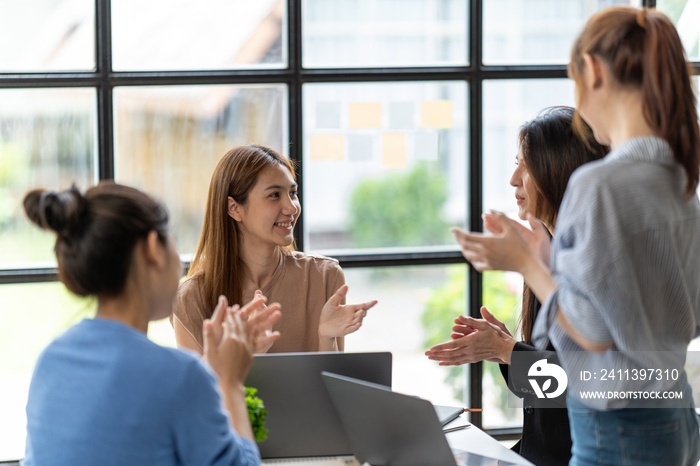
532, 136, 700, 409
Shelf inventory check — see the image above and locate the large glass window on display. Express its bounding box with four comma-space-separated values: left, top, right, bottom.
658, 0, 700, 60
114, 84, 288, 255
483, 0, 631, 65
482, 79, 575, 215
111, 0, 286, 70
344, 265, 467, 406
302, 0, 468, 68
303, 81, 468, 252
0, 0, 95, 72
0, 88, 97, 268
481, 78, 575, 428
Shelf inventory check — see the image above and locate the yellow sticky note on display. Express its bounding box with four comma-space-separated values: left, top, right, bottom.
310, 134, 344, 161
349, 102, 382, 128
381, 133, 407, 169
420, 101, 453, 128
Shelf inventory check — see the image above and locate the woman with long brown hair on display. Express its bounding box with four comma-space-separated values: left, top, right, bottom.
426, 106, 607, 466
450, 7, 700, 465
173, 144, 377, 354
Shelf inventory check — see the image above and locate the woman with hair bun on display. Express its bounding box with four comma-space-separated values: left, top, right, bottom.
452, 7, 700, 465
22, 182, 279, 466
173, 144, 377, 354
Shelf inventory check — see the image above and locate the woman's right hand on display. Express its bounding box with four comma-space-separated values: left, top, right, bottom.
203, 295, 280, 387
425, 306, 516, 366
239, 290, 282, 354
460, 306, 512, 338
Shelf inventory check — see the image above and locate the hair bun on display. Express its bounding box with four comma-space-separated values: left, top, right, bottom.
24, 185, 88, 237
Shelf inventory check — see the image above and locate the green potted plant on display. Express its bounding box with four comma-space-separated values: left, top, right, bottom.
245, 386, 268, 442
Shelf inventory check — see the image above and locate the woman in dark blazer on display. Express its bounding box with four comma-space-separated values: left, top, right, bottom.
426, 106, 608, 466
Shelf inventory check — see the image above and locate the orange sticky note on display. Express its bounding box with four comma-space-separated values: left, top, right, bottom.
420, 101, 453, 128
310, 134, 344, 161
349, 102, 382, 128
381, 133, 407, 169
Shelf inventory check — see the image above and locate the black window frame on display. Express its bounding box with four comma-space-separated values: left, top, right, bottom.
0, 0, 695, 440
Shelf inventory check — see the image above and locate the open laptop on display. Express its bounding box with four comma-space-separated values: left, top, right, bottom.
322, 372, 530, 466
321, 371, 457, 466
244, 351, 392, 459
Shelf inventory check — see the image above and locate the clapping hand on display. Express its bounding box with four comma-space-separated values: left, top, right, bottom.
319, 284, 377, 339
425, 306, 516, 366
203, 294, 282, 384
239, 290, 282, 353
202, 295, 255, 386
451, 211, 550, 274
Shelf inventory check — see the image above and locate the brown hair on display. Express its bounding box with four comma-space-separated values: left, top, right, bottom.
568, 6, 700, 196
516, 107, 608, 344
518, 106, 608, 228
188, 144, 296, 313
23, 182, 168, 297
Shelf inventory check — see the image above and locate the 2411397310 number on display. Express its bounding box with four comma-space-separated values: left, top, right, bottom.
599, 368, 680, 381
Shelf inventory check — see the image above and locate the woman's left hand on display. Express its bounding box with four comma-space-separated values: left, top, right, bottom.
425, 306, 516, 365
319, 284, 378, 339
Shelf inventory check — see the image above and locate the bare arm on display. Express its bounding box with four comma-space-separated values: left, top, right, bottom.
203, 310, 255, 442
203, 295, 281, 441
454, 212, 612, 352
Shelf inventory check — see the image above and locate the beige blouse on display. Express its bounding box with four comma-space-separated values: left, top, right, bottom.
172, 251, 345, 353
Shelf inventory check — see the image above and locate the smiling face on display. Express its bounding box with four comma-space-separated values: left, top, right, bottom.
229, 164, 300, 250
509, 147, 539, 221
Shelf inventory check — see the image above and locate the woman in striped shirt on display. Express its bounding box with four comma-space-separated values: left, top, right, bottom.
452, 6, 700, 466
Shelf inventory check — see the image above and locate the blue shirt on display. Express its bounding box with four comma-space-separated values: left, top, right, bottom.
23, 318, 260, 466
533, 137, 700, 409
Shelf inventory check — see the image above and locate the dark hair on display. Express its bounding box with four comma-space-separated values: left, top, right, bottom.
23, 182, 169, 297
568, 6, 700, 196
188, 144, 297, 311
517, 106, 608, 344
518, 106, 608, 228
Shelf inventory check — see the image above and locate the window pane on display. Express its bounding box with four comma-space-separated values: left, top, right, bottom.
303, 81, 468, 252
114, 84, 288, 257
657, 0, 700, 61
481, 78, 574, 428
481, 271, 525, 429
0, 282, 93, 461
0, 88, 97, 268
483, 0, 631, 65
344, 264, 467, 407
112, 0, 286, 71
0, 0, 95, 71
482, 79, 575, 216
302, 0, 468, 68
